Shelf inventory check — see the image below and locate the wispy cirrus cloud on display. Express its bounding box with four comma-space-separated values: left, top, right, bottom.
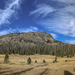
30, 0, 75, 37
50, 33, 57, 39
29, 4, 56, 18
53, 0, 75, 4
0, 0, 23, 26
66, 40, 75, 44
0, 26, 38, 36
0, 28, 16, 36
17, 26, 38, 32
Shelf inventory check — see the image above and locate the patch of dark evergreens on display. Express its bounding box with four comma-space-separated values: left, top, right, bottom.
0, 44, 75, 58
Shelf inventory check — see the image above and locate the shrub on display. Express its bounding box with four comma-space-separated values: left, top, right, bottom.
55, 56, 57, 62
35, 60, 37, 63
53, 56, 57, 63
43, 60, 46, 63
27, 57, 31, 64
4, 53, 9, 63
65, 60, 67, 62
53, 60, 55, 63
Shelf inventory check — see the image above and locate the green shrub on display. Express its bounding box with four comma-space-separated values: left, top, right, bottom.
55, 56, 57, 62
4, 53, 9, 63
53, 60, 55, 63
35, 60, 37, 63
65, 60, 67, 62
43, 60, 46, 63
27, 57, 31, 64
53, 56, 57, 63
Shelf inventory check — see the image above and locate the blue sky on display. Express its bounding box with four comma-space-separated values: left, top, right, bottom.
0, 0, 75, 44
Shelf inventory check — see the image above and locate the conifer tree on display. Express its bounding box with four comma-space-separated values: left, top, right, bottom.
4, 53, 9, 63
52, 50, 55, 55
27, 57, 31, 64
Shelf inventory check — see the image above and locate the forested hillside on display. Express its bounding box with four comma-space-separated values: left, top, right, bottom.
0, 32, 75, 57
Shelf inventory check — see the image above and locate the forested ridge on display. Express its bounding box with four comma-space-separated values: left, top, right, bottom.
0, 32, 75, 57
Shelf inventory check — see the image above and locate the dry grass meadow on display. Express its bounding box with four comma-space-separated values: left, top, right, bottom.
0, 54, 75, 75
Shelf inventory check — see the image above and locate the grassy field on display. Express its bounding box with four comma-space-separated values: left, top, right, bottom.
0, 54, 75, 75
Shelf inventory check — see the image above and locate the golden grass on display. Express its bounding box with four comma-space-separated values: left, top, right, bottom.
0, 54, 75, 75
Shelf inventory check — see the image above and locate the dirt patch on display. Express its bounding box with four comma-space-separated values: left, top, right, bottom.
40, 68, 48, 75
74, 68, 75, 71
0, 68, 10, 70
67, 60, 75, 62
64, 70, 73, 75
0, 70, 13, 74
5, 68, 34, 75
37, 64, 48, 67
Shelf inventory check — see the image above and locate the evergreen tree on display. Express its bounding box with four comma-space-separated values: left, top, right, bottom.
43, 60, 46, 63
53, 56, 57, 63
55, 56, 57, 62
73, 52, 74, 56
4, 53, 9, 63
27, 57, 31, 64
61, 49, 64, 57
55, 51, 58, 56
52, 50, 55, 55
19, 51, 23, 55
35, 60, 37, 63
67, 54, 69, 58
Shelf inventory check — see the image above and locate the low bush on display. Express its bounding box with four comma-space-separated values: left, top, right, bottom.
43, 60, 46, 63
53, 56, 57, 63
65, 60, 67, 62
55, 56, 57, 62
35, 60, 37, 63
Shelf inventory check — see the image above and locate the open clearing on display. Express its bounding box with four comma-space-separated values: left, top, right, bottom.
0, 54, 75, 75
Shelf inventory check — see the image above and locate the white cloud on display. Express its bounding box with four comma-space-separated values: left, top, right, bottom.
53, 0, 75, 4
17, 26, 38, 32
30, 0, 75, 37
40, 5, 75, 37
50, 33, 57, 39
0, 29, 16, 35
0, 26, 38, 36
30, 4, 56, 18
0, 0, 23, 26
40, 13, 75, 37
30, 26, 38, 31
66, 40, 75, 44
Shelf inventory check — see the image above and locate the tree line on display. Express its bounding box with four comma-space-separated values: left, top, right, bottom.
0, 42, 75, 57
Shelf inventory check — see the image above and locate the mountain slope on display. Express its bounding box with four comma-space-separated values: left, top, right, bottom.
0, 32, 63, 46
0, 32, 74, 55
